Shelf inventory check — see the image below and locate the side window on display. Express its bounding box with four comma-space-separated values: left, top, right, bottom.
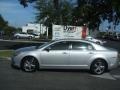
72, 41, 94, 50
46, 41, 69, 50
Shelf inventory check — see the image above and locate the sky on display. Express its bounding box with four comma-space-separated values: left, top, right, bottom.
0, 0, 36, 28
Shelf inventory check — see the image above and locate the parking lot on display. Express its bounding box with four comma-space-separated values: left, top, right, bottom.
0, 39, 120, 90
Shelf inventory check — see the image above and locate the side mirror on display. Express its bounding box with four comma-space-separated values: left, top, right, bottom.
44, 47, 51, 52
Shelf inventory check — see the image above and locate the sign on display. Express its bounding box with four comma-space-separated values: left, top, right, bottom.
82, 25, 87, 39
52, 24, 88, 40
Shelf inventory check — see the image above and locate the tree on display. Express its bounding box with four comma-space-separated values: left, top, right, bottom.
34, 0, 73, 25
0, 15, 8, 30
34, 0, 73, 38
0, 14, 18, 38
76, 0, 120, 29
18, 0, 120, 30
4, 26, 16, 36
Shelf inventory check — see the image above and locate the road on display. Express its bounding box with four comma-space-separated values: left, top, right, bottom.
0, 59, 120, 90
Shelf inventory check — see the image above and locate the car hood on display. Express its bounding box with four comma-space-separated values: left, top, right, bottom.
15, 46, 37, 53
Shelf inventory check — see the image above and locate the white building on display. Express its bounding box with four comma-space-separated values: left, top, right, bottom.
22, 23, 48, 35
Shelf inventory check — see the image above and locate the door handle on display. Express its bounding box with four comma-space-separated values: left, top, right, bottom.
63, 52, 67, 54
89, 52, 94, 54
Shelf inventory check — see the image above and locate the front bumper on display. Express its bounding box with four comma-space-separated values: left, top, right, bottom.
11, 56, 21, 69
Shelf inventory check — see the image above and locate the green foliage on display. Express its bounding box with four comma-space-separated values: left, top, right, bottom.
17, 1, 120, 40
76, 0, 120, 29
0, 15, 8, 30
0, 50, 14, 57
34, 0, 73, 26
4, 26, 16, 36
19, 0, 120, 30
34, 0, 74, 39
0, 14, 18, 37
34, 0, 106, 29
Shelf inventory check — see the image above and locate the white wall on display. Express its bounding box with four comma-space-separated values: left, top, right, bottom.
22, 23, 47, 35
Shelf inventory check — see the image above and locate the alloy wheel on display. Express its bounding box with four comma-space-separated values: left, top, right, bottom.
91, 60, 106, 75
22, 57, 38, 72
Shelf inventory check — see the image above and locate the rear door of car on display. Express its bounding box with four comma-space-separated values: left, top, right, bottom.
40, 41, 70, 68
21, 33, 27, 38
69, 41, 95, 68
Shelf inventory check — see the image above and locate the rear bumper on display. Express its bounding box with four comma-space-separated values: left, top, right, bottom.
108, 58, 119, 70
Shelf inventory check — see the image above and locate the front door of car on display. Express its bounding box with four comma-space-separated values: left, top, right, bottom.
40, 41, 70, 68
69, 41, 94, 67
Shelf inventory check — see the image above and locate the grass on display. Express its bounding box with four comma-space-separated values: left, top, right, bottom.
0, 50, 14, 58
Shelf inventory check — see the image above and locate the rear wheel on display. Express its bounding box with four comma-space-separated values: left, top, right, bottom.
90, 59, 107, 75
21, 56, 39, 72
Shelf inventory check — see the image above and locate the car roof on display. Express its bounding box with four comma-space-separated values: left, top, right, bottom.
52, 39, 93, 43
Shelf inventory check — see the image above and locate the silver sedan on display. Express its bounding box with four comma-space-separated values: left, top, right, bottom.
11, 39, 119, 75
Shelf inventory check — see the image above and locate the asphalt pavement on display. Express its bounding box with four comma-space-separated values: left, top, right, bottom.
0, 59, 120, 90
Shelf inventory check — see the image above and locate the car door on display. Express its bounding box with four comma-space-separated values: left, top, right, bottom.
23, 33, 28, 38
69, 41, 95, 68
21, 33, 26, 38
40, 41, 70, 68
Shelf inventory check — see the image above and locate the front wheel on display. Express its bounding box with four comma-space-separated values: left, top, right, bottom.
96, 42, 100, 45
90, 59, 107, 75
28, 36, 32, 39
21, 57, 39, 72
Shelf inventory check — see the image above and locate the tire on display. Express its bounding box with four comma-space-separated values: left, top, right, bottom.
90, 59, 107, 75
96, 42, 100, 45
16, 35, 20, 39
29, 36, 32, 39
21, 56, 39, 72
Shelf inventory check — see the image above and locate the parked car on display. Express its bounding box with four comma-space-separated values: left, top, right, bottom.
86, 36, 106, 45
14, 32, 34, 39
30, 33, 40, 39
111, 33, 120, 41
102, 33, 110, 39
11, 39, 119, 75
102, 32, 120, 41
